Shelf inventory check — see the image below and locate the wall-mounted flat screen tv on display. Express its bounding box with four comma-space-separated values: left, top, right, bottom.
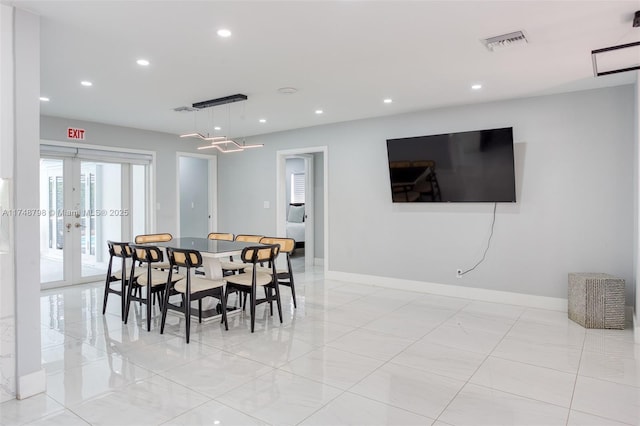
386, 127, 516, 203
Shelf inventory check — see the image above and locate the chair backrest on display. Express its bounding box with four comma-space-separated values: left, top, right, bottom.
240, 244, 279, 265
166, 247, 202, 268
208, 232, 234, 241
134, 233, 173, 244
107, 241, 133, 258
235, 234, 264, 243
259, 237, 295, 254
129, 244, 164, 264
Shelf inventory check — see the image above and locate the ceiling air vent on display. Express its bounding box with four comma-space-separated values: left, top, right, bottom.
483, 31, 528, 52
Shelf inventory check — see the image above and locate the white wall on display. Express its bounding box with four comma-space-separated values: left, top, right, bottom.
218, 85, 635, 304
40, 116, 210, 235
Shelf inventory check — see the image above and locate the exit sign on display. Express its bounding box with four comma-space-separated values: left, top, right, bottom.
67, 127, 85, 140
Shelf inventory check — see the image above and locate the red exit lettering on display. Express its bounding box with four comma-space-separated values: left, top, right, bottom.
67, 128, 85, 140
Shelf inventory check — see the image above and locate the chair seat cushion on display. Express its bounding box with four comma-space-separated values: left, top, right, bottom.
225, 271, 273, 287
137, 270, 184, 286
112, 266, 147, 280
151, 261, 172, 270
174, 276, 225, 294
250, 265, 288, 275
220, 260, 248, 271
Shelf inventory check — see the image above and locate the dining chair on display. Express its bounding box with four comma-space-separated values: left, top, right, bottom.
258, 237, 298, 308
224, 244, 282, 333
160, 247, 228, 343
207, 232, 234, 241
125, 244, 184, 331
134, 233, 173, 270
219, 234, 265, 275
103, 241, 148, 321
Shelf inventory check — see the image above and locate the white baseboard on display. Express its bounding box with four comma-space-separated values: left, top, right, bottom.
326, 270, 567, 311
314, 258, 324, 266
17, 368, 45, 400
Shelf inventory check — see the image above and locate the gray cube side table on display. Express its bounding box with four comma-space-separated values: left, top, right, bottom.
568, 273, 625, 329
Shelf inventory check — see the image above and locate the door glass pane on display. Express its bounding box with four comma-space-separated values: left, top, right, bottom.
80, 161, 121, 278
131, 164, 146, 238
40, 158, 64, 283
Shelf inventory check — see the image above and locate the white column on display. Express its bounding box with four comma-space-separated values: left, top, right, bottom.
13, 7, 44, 399
635, 71, 640, 343
0, 3, 16, 402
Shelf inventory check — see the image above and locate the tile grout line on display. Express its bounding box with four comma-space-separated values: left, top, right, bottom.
431, 307, 527, 423
565, 328, 587, 426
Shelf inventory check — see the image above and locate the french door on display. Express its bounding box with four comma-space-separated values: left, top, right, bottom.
40, 153, 149, 288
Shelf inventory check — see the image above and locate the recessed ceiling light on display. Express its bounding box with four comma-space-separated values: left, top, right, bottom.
81, 81, 93, 87
259, 119, 266, 123
383, 98, 393, 104
136, 59, 150, 66
471, 84, 482, 90
39, 96, 50, 102
315, 110, 323, 114
217, 29, 232, 38
214, 126, 221, 131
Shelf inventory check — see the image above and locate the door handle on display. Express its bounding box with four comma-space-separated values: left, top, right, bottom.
74, 222, 83, 228
66, 223, 71, 233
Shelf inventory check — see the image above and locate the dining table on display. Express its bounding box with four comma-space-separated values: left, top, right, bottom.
150, 237, 261, 320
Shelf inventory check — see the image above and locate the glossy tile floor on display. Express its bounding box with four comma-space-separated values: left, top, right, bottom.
2, 265, 640, 425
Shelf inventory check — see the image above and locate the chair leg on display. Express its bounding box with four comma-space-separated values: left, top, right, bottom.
184, 290, 191, 344
121, 281, 127, 322
146, 284, 152, 332
198, 300, 203, 323
120, 258, 127, 321
289, 277, 297, 309
250, 288, 256, 333
102, 277, 111, 315
273, 283, 283, 324
266, 287, 273, 316
219, 290, 229, 331
160, 287, 170, 334
124, 281, 135, 324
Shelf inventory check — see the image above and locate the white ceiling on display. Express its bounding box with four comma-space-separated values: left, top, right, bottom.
9, 0, 640, 139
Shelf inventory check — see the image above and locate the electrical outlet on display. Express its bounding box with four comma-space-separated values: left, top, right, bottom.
456, 269, 462, 278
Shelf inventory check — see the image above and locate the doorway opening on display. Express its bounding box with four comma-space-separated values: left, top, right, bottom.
176, 152, 217, 237
276, 147, 328, 273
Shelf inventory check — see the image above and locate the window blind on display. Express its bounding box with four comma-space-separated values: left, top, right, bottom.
291, 172, 305, 204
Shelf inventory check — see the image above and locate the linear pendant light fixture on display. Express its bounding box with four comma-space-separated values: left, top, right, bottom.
180, 93, 263, 153
591, 11, 640, 77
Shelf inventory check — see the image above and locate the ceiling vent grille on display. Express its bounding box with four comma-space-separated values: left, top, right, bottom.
483, 31, 528, 52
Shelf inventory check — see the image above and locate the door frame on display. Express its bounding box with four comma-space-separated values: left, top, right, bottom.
39, 140, 156, 289
276, 146, 328, 272
176, 152, 217, 237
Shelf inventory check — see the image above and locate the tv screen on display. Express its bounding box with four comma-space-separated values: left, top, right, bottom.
386, 127, 516, 203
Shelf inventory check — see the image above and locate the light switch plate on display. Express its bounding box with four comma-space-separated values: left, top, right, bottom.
263, 201, 270, 209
